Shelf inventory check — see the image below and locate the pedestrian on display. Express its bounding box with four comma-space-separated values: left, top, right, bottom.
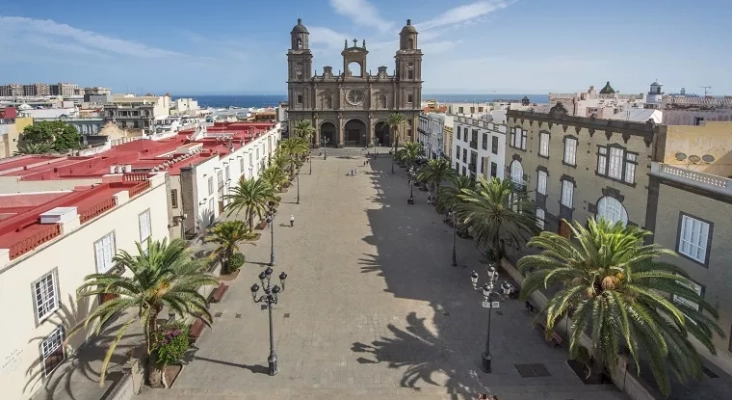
290, 215, 295, 227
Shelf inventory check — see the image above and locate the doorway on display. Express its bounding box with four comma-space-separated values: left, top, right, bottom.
320, 122, 336, 147
374, 121, 389, 147
344, 119, 367, 147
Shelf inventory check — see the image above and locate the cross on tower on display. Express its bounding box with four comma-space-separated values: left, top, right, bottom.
353, 38, 358, 47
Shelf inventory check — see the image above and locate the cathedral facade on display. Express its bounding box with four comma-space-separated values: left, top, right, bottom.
286, 19, 423, 147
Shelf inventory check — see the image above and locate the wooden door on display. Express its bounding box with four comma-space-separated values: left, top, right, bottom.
559, 220, 572, 239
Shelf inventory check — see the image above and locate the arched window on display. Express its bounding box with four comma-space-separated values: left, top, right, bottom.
297, 39, 302, 49
596, 196, 628, 226
510, 160, 523, 184
408, 38, 414, 48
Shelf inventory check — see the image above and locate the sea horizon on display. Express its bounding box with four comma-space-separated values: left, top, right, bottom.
175, 94, 550, 108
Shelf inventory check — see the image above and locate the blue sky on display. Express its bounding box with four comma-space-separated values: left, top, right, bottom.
1, 0, 730, 95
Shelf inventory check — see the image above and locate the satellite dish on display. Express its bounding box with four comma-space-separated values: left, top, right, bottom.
702, 154, 716, 163
688, 155, 701, 163
675, 152, 687, 161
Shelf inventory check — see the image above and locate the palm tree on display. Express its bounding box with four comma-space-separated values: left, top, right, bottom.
279, 137, 309, 179
417, 158, 454, 193
387, 112, 406, 152
401, 142, 421, 169
224, 178, 278, 231
292, 119, 315, 147
271, 151, 290, 176
435, 174, 474, 214
457, 177, 538, 262
205, 220, 250, 274
70, 239, 218, 388
15, 141, 53, 155
261, 166, 289, 192
518, 219, 725, 396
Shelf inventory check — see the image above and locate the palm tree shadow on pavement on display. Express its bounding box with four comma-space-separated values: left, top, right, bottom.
358, 253, 383, 276
25, 295, 144, 400
351, 312, 490, 400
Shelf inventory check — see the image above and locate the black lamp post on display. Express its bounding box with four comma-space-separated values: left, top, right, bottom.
470, 265, 499, 373
250, 268, 288, 376
450, 210, 457, 267
296, 171, 300, 204
267, 209, 275, 266
309, 153, 312, 175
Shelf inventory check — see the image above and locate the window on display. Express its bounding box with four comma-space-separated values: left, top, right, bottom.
694, 117, 705, 126
509, 127, 527, 150
678, 214, 710, 264
491, 136, 498, 154
455, 145, 460, 160
596, 196, 628, 226
240, 158, 245, 175
510, 128, 515, 148
563, 137, 577, 165
536, 208, 545, 229
407, 94, 413, 103
170, 189, 178, 208
139, 210, 152, 243
209, 198, 215, 213
297, 95, 303, 104
482, 133, 488, 150
510, 160, 523, 184
225, 165, 230, 181
490, 162, 497, 178
478, 107, 484, 112
94, 231, 116, 274
407, 70, 413, 79
456, 126, 461, 140
248, 153, 253, 167
561, 180, 574, 208
33, 270, 59, 322
459, 107, 464, 114
208, 176, 214, 195
672, 278, 704, 311
597, 146, 637, 184
462, 149, 467, 161
537, 170, 547, 195
41, 326, 65, 376
539, 132, 550, 157
461, 166, 466, 176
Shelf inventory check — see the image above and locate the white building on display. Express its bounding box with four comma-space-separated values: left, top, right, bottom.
445, 102, 491, 118
173, 98, 199, 114
418, 113, 445, 159
176, 125, 280, 238
0, 173, 169, 400
452, 116, 506, 181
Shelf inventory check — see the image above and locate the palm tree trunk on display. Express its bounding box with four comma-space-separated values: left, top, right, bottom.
248, 210, 254, 231
146, 312, 165, 388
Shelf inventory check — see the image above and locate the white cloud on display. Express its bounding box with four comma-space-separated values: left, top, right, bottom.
308, 26, 352, 51
417, 0, 517, 31
329, 0, 394, 33
0, 16, 190, 59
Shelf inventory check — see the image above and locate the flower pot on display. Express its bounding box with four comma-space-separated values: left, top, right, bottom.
161, 363, 184, 389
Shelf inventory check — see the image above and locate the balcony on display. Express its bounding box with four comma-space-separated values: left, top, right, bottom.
469, 140, 478, 149
511, 179, 526, 191
650, 162, 732, 196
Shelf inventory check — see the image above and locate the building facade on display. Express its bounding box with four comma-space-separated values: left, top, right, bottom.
286, 18, 422, 147
0, 174, 168, 400
452, 116, 507, 181
505, 105, 661, 236
649, 162, 732, 373
417, 113, 444, 159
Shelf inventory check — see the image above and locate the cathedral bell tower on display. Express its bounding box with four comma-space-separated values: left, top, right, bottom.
395, 19, 422, 83
287, 18, 313, 82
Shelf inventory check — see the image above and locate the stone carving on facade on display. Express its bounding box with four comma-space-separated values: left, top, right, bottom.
549, 102, 568, 118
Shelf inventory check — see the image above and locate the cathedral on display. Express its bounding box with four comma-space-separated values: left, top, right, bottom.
286, 18, 423, 147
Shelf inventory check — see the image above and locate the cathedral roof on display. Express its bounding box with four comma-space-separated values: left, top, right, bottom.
401, 19, 417, 34
291, 18, 309, 34
599, 81, 616, 94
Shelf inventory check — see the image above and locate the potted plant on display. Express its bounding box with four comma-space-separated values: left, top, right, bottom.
151, 322, 190, 388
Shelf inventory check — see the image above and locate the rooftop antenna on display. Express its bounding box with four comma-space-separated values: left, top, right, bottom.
701, 86, 711, 96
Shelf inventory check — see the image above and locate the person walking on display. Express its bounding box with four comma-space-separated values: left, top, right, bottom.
290, 215, 295, 227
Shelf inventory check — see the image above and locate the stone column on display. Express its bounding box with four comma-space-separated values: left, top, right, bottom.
313, 113, 320, 148
337, 112, 344, 148
368, 112, 375, 147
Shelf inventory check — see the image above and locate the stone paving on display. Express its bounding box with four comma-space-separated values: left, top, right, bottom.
133, 151, 627, 400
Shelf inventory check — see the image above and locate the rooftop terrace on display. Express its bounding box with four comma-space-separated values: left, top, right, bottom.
0, 178, 151, 261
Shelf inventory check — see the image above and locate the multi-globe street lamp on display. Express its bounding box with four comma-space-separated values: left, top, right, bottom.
250, 267, 288, 376
470, 265, 500, 373
266, 207, 275, 266
321, 137, 330, 160
449, 210, 457, 266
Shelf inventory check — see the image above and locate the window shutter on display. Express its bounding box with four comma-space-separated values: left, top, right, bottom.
95, 239, 106, 273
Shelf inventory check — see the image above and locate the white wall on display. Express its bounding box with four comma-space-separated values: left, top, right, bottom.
452, 117, 506, 180
0, 173, 169, 400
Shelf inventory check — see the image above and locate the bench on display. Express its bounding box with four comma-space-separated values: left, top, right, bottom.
188, 319, 206, 344
536, 321, 564, 347
208, 283, 230, 304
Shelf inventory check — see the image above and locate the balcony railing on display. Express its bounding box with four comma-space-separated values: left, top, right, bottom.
650, 162, 732, 196
469, 140, 478, 149
9, 224, 61, 260
511, 179, 526, 191
79, 198, 117, 223
128, 181, 151, 198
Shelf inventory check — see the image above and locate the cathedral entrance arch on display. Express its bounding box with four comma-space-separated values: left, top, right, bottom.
320, 122, 336, 147
374, 121, 389, 147
344, 119, 367, 147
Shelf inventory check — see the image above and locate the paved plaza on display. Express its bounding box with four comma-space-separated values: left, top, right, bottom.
132, 152, 626, 400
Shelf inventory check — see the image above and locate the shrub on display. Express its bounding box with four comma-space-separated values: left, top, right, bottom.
153, 323, 190, 366
229, 253, 245, 271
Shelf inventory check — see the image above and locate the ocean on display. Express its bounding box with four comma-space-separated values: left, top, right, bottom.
174, 94, 550, 109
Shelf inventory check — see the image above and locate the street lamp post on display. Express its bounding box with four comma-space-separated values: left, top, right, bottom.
470, 265, 500, 373
309, 152, 312, 175
449, 211, 458, 266
296, 171, 300, 204
321, 137, 330, 160
267, 209, 275, 266
250, 268, 288, 376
